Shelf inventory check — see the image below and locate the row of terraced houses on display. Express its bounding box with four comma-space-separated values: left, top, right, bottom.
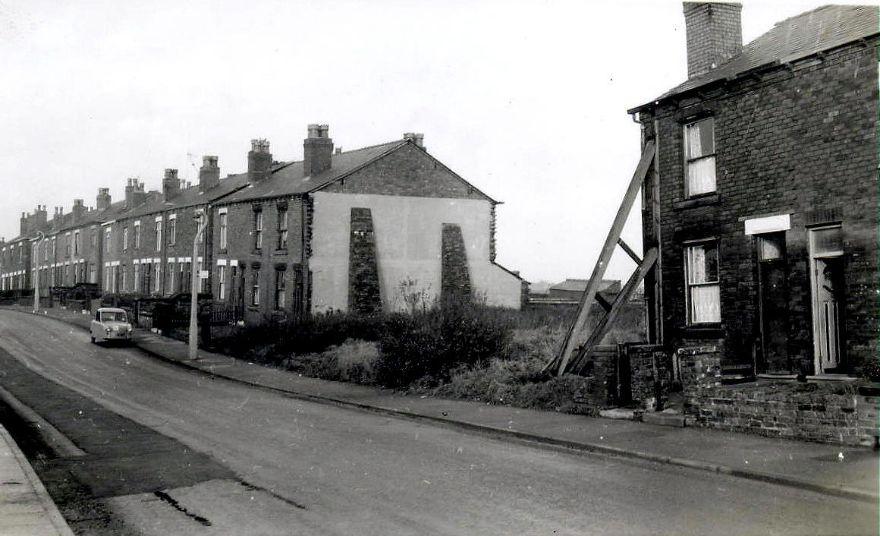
0, 127, 525, 322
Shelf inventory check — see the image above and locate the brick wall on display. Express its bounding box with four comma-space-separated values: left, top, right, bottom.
683, 2, 742, 78
440, 223, 471, 302
640, 39, 879, 375
348, 208, 381, 314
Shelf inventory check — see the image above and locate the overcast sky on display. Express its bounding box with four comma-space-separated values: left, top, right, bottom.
0, 0, 838, 283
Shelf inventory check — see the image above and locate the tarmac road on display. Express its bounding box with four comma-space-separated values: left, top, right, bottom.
0, 310, 875, 536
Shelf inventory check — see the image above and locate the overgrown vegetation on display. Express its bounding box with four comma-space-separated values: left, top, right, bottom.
208, 298, 646, 414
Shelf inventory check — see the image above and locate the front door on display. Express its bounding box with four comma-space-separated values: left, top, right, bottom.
809, 226, 845, 373
756, 233, 789, 372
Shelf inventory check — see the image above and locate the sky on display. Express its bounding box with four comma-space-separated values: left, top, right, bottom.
0, 0, 845, 284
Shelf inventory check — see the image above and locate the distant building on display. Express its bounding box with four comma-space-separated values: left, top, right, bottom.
547, 279, 621, 302
3, 125, 525, 321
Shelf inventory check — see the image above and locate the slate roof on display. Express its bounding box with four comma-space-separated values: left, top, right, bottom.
630, 4, 879, 113
123, 173, 250, 220
221, 140, 407, 204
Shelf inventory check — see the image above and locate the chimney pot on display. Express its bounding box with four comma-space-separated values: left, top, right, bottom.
683, 2, 742, 79
403, 132, 425, 148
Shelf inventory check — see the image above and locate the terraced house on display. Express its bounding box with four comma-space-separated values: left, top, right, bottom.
212, 125, 524, 323
4, 125, 524, 322
630, 3, 879, 378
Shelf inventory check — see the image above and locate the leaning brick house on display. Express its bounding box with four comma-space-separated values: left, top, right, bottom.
2, 125, 524, 323
627, 3, 879, 444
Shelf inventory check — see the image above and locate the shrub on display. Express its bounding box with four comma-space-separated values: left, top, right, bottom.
289, 339, 379, 384
375, 300, 513, 388
862, 360, 880, 382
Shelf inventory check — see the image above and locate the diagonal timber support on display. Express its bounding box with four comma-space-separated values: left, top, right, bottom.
569, 247, 658, 374
547, 140, 655, 375
617, 238, 642, 264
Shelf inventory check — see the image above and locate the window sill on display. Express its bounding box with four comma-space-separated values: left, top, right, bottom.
679, 324, 724, 338
673, 193, 720, 211
274, 249, 288, 256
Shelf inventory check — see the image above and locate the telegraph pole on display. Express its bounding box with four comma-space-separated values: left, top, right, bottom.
188, 210, 207, 360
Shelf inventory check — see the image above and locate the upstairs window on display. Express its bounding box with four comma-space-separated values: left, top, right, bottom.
74, 232, 80, 256
168, 215, 177, 246
684, 117, 716, 196
253, 208, 263, 251
122, 227, 129, 251
251, 268, 261, 306
685, 240, 720, 324
274, 268, 286, 310
133, 222, 141, 249
155, 220, 163, 251
104, 228, 112, 255
277, 206, 288, 250
219, 212, 228, 250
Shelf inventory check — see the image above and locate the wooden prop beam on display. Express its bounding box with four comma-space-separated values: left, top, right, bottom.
594, 293, 612, 312
616, 238, 642, 264
549, 140, 655, 375
570, 247, 658, 374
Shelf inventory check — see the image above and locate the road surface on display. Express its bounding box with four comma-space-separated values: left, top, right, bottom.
0, 310, 875, 535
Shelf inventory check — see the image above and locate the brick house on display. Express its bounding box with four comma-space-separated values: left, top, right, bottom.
629, 3, 878, 378
212, 125, 524, 322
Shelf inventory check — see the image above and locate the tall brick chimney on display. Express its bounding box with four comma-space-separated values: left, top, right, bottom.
125, 178, 148, 208
199, 155, 220, 190
683, 2, 742, 78
303, 124, 333, 178
33, 205, 47, 231
19, 212, 29, 237
403, 132, 425, 149
248, 139, 272, 183
96, 188, 111, 211
162, 169, 180, 201
72, 199, 86, 223
52, 206, 63, 229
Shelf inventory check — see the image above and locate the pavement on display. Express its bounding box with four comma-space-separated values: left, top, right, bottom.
9, 305, 880, 504
0, 422, 75, 536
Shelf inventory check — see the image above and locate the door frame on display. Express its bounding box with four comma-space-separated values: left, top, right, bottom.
807, 225, 844, 374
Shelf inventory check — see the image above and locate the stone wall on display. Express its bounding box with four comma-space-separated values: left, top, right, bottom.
348, 208, 381, 314
440, 223, 471, 302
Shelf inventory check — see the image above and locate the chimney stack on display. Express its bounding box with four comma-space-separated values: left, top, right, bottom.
33, 205, 47, 231
248, 139, 273, 183
72, 199, 86, 223
403, 132, 425, 149
19, 212, 29, 237
97, 187, 111, 211
162, 169, 180, 200
683, 2, 742, 78
199, 155, 220, 190
52, 206, 63, 228
303, 124, 333, 177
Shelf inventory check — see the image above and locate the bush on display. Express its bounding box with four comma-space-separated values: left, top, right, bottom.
374, 300, 513, 388
289, 340, 379, 384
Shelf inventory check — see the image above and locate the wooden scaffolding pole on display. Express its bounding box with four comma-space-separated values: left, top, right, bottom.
548, 140, 655, 375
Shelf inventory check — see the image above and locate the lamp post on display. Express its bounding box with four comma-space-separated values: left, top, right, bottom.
32, 231, 45, 314
188, 210, 207, 360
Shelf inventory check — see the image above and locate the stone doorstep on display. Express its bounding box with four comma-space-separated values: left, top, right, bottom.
641, 411, 688, 428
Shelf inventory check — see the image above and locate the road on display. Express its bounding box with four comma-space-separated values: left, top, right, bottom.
0, 310, 875, 536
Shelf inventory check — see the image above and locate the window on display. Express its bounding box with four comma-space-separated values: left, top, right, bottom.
121, 265, 128, 291
277, 206, 288, 250
51, 237, 56, 258
155, 220, 163, 251
65, 237, 70, 258
251, 268, 260, 306
757, 233, 785, 261
219, 212, 228, 250
168, 261, 176, 295
74, 232, 80, 256
43, 241, 48, 261
122, 227, 129, 251
89, 264, 97, 284
253, 209, 263, 250
684, 117, 716, 196
685, 241, 720, 324
196, 259, 205, 293
153, 263, 161, 293
104, 228, 112, 255
218, 265, 226, 300
134, 264, 140, 292
133, 222, 141, 249
274, 268, 286, 310
168, 216, 177, 246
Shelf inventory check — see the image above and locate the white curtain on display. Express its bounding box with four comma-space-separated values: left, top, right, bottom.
687, 156, 716, 195
690, 285, 721, 323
